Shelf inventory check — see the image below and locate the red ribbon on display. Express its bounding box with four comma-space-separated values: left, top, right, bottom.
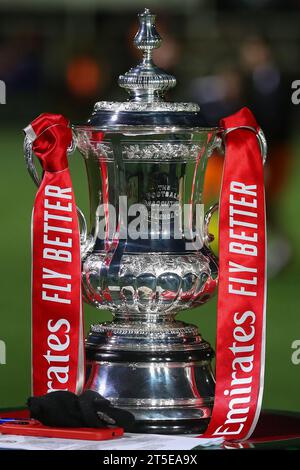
202, 107, 267, 440
25, 114, 85, 396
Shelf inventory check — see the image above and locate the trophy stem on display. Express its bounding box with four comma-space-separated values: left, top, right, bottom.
85, 317, 215, 434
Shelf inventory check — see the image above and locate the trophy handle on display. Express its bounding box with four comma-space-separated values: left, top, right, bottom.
221, 126, 267, 164
204, 203, 219, 246
23, 133, 92, 258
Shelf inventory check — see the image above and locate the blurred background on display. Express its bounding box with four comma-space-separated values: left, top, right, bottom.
0, 0, 300, 413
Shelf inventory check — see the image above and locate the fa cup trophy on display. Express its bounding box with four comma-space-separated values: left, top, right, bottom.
24, 9, 267, 436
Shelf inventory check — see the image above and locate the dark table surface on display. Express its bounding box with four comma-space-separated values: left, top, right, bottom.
0, 408, 300, 450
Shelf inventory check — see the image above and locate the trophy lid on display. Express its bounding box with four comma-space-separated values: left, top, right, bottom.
85, 9, 209, 130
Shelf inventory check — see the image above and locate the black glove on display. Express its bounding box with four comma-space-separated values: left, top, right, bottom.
27, 390, 135, 431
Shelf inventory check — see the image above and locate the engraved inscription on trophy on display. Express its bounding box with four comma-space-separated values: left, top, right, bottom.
144, 182, 180, 222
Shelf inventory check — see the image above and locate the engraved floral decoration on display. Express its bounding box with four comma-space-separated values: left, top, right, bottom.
95, 143, 114, 160
93, 100, 200, 113
122, 142, 204, 161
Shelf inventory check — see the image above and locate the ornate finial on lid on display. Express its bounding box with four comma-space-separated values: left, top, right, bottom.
118, 8, 176, 103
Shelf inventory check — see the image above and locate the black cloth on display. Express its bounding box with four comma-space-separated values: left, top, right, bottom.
27, 390, 135, 431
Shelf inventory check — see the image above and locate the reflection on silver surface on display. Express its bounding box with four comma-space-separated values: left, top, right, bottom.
86, 359, 215, 425
82, 252, 217, 314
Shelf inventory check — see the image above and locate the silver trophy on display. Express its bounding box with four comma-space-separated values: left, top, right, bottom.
24, 9, 248, 434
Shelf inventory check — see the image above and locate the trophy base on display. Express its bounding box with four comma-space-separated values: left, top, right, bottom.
85, 320, 215, 434
131, 418, 210, 435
